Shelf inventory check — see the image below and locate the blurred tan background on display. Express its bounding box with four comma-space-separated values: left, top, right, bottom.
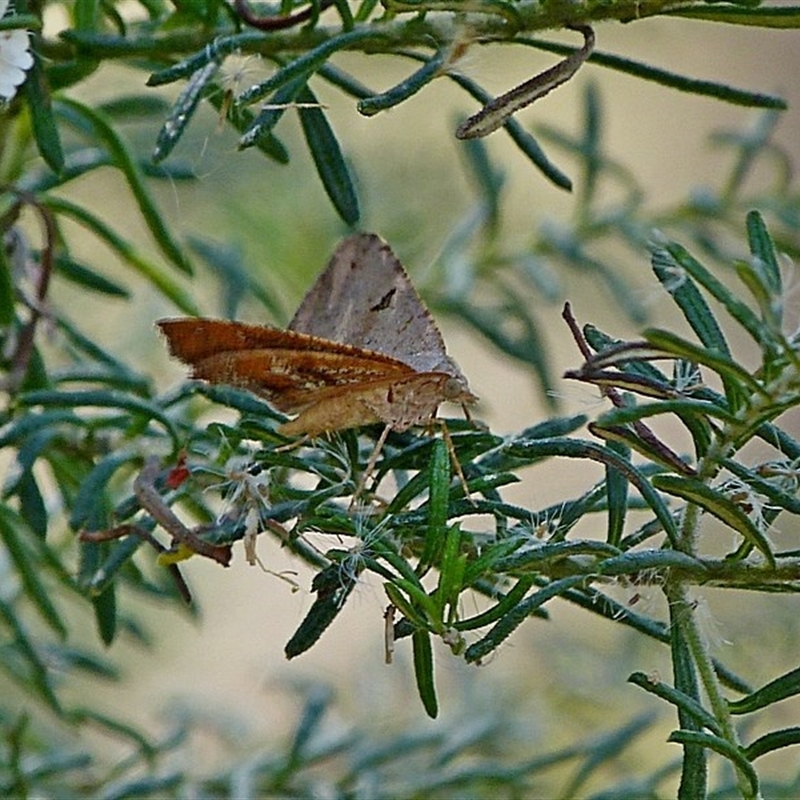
53, 14, 800, 792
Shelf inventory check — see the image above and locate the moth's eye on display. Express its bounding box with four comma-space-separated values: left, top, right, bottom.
443, 377, 465, 400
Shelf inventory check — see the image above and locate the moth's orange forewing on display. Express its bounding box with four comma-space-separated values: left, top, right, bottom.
158, 233, 475, 437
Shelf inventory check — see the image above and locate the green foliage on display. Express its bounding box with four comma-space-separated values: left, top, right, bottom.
1, 0, 800, 797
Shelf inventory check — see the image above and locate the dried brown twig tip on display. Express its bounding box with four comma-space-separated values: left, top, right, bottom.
456, 25, 596, 139
134, 457, 233, 566
79, 524, 193, 605
562, 303, 696, 478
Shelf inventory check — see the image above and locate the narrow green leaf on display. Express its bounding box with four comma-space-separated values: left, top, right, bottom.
0, 411, 82, 449
288, 687, 332, 760
652, 248, 730, 356
237, 28, 378, 108
629, 672, 721, 735
298, 85, 360, 226
515, 414, 589, 441
517, 37, 785, 110
721, 458, 800, 515
384, 582, 428, 628
92, 773, 183, 800
0, 593, 62, 714
445, 69, 572, 190
16, 470, 48, 539
664, 241, 764, 344
45, 196, 199, 314
492, 539, 620, 573
505, 437, 680, 545
729, 665, 800, 715
464, 575, 585, 663
412, 627, 438, 718
284, 564, 356, 659
436, 526, 465, 622
354, 0, 379, 21
745, 727, 800, 761
745, 209, 782, 323
331, 0, 354, 28
56, 316, 145, 379
668, 730, 759, 797
18, 388, 179, 445
0, 507, 66, 638
317, 62, 374, 99
86, 536, 143, 596
595, 399, 736, 428
643, 328, 765, 399
388, 576, 440, 622
55, 97, 192, 274
43, 643, 119, 680
153, 61, 219, 163
70, 453, 136, 531
146, 30, 266, 86
591, 421, 695, 477
205, 90, 289, 164
68, 708, 156, 758
99, 94, 172, 120
55, 254, 130, 297
358, 50, 446, 116
605, 440, 629, 546
668, 5, 800, 28
459, 134, 505, 229
652, 474, 775, 567
734, 259, 774, 331
595, 550, 705, 578
188, 382, 286, 421
188, 235, 284, 319
23, 45, 65, 174
420, 438, 449, 571
456, 575, 535, 631
0, 13, 40, 31
92, 585, 117, 646
0, 236, 14, 324
665, 591, 707, 800
238, 76, 307, 150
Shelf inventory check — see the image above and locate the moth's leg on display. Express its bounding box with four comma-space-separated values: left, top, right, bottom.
274, 433, 311, 453
432, 418, 475, 505
349, 423, 392, 510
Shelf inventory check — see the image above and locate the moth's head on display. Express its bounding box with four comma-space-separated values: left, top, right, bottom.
443, 376, 477, 405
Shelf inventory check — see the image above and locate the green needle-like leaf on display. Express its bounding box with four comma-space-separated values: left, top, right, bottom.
298, 85, 360, 226
54, 97, 193, 275
652, 474, 775, 567
412, 627, 438, 718
729, 666, 800, 715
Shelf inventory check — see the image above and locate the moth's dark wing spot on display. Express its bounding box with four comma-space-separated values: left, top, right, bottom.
370, 287, 397, 313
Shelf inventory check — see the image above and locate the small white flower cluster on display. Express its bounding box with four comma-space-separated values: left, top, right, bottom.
0, 0, 32, 104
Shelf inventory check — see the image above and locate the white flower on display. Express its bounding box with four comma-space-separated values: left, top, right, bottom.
0, 0, 32, 104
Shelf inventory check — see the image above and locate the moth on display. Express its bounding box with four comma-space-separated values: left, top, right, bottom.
158, 233, 476, 451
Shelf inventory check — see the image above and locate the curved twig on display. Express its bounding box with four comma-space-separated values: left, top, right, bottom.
456, 24, 595, 139
233, 0, 335, 31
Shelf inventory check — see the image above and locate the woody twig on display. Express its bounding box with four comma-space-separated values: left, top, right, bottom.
562, 302, 696, 477
79, 524, 193, 605
134, 456, 233, 566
